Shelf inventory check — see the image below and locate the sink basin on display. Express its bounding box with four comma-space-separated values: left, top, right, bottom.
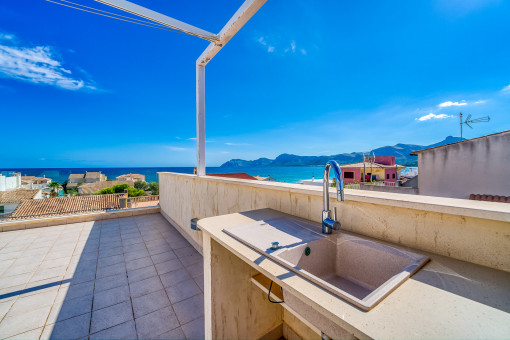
224, 216, 429, 310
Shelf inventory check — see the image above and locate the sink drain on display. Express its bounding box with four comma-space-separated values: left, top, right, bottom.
304, 247, 311, 256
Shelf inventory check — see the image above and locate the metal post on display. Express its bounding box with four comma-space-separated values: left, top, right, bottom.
460, 112, 463, 141
196, 65, 206, 176
362, 152, 366, 182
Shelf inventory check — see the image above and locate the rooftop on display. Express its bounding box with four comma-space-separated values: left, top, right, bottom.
412, 129, 510, 154
85, 172, 103, 179
207, 173, 258, 180
340, 161, 405, 169
79, 181, 135, 195
117, 174, 145, 180
9, 194, 124, 220
0, 189, 41, 204
68, 174, 85, 180
0, 213, 204, 339
21, 176, 52, 185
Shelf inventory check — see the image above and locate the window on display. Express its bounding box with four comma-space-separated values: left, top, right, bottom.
386, 174, 390, 179
392, 173, 395, 179
344, 171, 354, 179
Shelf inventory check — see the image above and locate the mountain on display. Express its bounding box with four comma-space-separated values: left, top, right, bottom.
219, 136, 462, 168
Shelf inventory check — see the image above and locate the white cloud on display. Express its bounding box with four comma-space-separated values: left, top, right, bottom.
473, 100, 487, 104
438, 101, 467, 108
167, 146, 188, 151
257, 36, 304, 55
415, 113, 454, 122
0, 32, 94, 91
257, 37, 267, 46
186, 137, 196, 140
0, 33, 14, 41
501, 85, 510, 93
225, 142, 252, 146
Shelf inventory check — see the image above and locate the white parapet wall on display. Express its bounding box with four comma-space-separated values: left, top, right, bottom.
159, 172, 510, 272
417, 130, 510, 199
0, 174, 21, 191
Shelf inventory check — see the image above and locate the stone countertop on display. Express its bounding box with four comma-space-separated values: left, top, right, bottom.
198, 208, 510, 340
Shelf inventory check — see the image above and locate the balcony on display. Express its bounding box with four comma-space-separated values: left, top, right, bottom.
0, 212, 204, 339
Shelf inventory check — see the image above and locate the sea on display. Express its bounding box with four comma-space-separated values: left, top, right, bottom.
0, 166, 331, 184
1, 165, 418, 185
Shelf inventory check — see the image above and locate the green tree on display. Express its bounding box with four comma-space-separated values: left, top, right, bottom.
94, 183, 145, 197
49, 181, 61, 197
134, 181, 150, 190
149, 182, 159, 195
67, 188, 79, 196
61, 181, 68, 194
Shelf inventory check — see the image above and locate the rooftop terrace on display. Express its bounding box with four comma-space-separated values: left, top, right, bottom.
0, 213, 204, 339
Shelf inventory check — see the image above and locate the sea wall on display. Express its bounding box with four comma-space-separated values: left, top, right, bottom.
159, 172, 510, 272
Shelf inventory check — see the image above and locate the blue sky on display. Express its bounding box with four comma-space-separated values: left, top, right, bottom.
1, 0, 509, 167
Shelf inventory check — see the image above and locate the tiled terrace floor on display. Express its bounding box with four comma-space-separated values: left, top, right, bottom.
0, 213, 204, 339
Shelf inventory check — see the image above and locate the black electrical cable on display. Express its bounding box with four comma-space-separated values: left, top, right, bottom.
268, 281, 284, 304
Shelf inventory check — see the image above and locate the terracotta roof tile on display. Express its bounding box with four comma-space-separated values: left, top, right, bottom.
85, 172, 102, 179
469, 194, 510, 203
207, 173, 257, 180
80, 181, 134, 195
9, 194, 123, 220
21, 176, 52, 185
116, 174, 145, 181
0, 189, 40, 203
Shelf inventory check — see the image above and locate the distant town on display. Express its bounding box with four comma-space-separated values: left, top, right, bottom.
1, 130, 508, 222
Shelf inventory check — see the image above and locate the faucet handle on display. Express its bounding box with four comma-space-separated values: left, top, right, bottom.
333, 207, 341, 230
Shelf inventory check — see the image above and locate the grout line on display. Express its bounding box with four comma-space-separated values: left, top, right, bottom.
87, 219, 104, 337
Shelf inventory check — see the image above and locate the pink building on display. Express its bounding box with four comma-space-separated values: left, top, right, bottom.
339, 156, 405, 184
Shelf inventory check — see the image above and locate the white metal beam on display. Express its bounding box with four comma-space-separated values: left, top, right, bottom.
93, 0, 267, 177
94, 0, 218, 42
196, 65, 206, 176
194, 0, 267, 176
197, 0, 268, 66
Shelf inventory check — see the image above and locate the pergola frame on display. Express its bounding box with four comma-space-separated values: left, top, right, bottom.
95, 0, 268, 175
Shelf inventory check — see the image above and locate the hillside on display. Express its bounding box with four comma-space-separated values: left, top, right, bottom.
220, 136, 462, 168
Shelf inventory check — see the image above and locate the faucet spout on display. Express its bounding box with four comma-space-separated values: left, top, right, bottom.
322, 160, 344, 234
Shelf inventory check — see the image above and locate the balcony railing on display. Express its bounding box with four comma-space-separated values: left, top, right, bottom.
345, 181, 397, 190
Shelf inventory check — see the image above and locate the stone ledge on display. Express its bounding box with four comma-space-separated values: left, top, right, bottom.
158, 172, 510, 222
0, 206, 161, 232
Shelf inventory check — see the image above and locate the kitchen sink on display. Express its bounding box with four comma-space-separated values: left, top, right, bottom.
224, 216, 429, 310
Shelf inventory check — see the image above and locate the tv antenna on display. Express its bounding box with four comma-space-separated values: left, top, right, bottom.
459, 112, 490, 141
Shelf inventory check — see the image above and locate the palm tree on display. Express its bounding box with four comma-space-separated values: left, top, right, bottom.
49, 181, 61, 197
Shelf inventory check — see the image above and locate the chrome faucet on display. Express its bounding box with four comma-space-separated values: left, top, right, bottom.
322, 160, 344, 234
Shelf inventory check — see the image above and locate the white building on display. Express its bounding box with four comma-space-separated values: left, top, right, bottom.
300, 177, 323, 187
413, 130, 510, 199
0, 173, 21, 191
20, 175, 52, 190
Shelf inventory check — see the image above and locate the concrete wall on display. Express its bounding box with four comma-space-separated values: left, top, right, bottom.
0, 203, 20, 217
341, 168, 361, 184
159, 172, 510, 272
0, 206, 160, 232
0, 174, 21, 191
359, 183, 418, 195
418, 131, 510, 199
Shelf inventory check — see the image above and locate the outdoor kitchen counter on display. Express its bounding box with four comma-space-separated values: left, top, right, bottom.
198, 208, 510, 340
